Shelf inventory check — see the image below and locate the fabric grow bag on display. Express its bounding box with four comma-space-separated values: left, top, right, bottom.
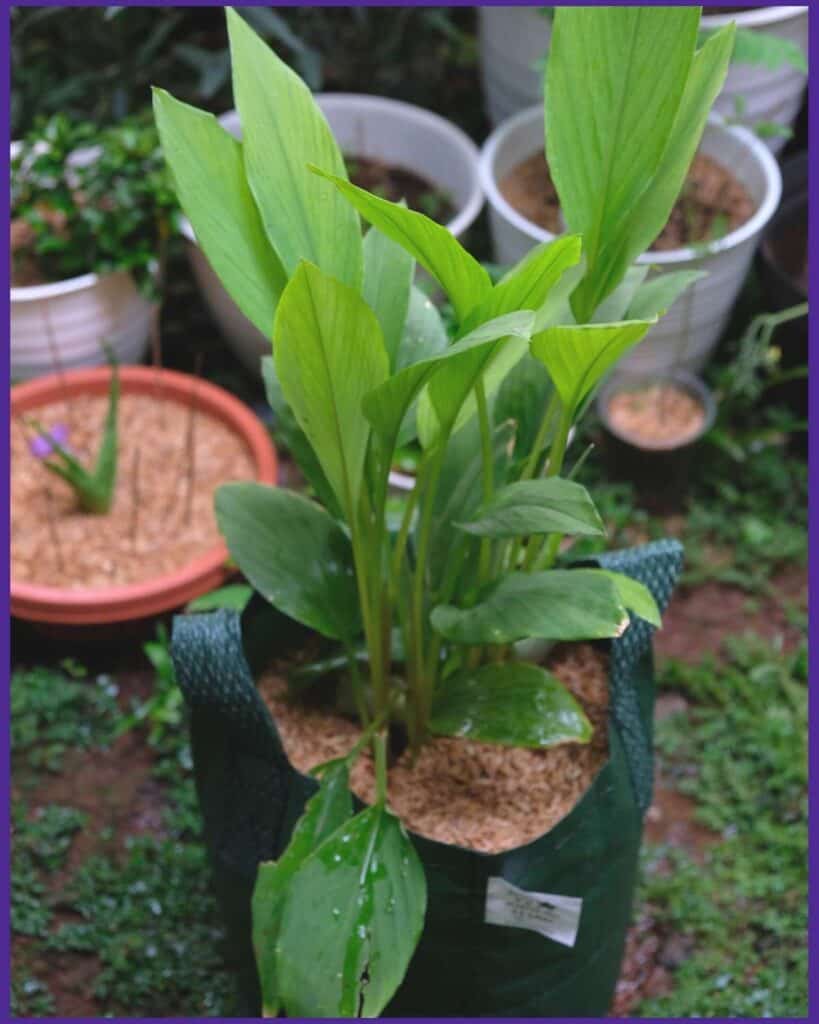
172, 539, 683, 1017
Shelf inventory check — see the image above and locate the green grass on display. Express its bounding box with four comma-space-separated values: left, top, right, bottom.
635, 636, 808, 1017
11, 659, 235, 1017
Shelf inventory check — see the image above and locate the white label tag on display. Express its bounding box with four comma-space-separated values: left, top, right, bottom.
484, 876, 583, 948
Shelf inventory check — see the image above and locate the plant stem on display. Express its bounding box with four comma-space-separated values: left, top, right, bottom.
522, 405, 573, 572
475, 378, 494, 588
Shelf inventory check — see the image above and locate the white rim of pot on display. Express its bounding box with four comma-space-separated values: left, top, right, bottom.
478, 105, 783, 266
179, 94, 484, 244
701, 5, 807, 28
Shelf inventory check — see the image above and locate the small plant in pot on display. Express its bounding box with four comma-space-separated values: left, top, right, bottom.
10, 355, 277, 629
10, 112, 177, 381
161, 6, 731, 1017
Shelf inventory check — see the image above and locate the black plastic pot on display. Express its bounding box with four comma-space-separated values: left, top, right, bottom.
171, 540, 683, 1018
756, 152, 808, 439
597, 370, 716, 515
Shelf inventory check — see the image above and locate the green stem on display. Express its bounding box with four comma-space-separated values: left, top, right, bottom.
475, 378, 494, 588
522, 405, 573, 572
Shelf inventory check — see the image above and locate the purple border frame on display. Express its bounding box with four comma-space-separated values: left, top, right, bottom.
2, 1, 813, 1022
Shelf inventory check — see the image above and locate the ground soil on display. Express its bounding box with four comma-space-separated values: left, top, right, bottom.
259, 643, 610, 854
347, 154, 455, 224
607, 384, 707, 450
10, 393, 255, 589
500, 151, 755, 250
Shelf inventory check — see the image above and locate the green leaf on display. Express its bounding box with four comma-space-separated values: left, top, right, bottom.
274, 261, 388, 519
262, 355, 342, 518
493, 353, 557, 461
625, 269, 706, 321
459, 234, 583, 335
362, 224, 415, 372
430, 661, 592, 747
185, 584, 253, 613
253, 760, 353, 1016
455, 478, 605, 539
430, 568, 633, 645
276, 805, 426, 1017
152, 87, 285, 337
363, 311, 533, 457
215, 483, 360, 641
395, 285, 449, 372
591, 265, 649, 324
530, 319, 655, 420
310, 165, 491, 323
545, 5, 700, 320
225, 7, 362, 288
634, 24, 735, 265
417, 311, 534, 448
601, 570, 661, 628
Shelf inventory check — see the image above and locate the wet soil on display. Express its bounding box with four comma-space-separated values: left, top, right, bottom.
348, 154, 455, 224
500, 151, 755, 249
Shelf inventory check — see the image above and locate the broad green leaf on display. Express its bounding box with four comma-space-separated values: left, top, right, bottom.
625, 269, 707, 321
530, 319, 655, 419
262, 355, 342, 518
430, 661, 592, 747
276, 805, 426, 1017
311, 165, 491, 323
253, 760, 353, 1016
635, 25, 735, 263
591, 266, 649, 324
274, 261, 388, 519
395, 285, 449, 373
459, 235, 583, 335
363, 224, 415, 371
545, 5, 700, 320
226, 8, 362, 288
430, 568, 633, 645
601, 570, 661, 628
493, 353, 557, 461
417, 311, 535, 448
152, 88, 286, 337
215, 484, 360, 641
455, 478, 605, 539
447, 333, 531, 441
700, 25, 808, 74
364, 311, 533, 456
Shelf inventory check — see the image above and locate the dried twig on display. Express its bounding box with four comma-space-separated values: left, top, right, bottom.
130, 446, 141, 548
42, 300, 71, 429
183, 353, 204, 525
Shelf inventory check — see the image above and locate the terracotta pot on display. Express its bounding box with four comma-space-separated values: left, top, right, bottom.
10, 365, 277, 626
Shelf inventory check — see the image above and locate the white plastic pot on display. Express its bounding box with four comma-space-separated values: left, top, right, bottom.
478, 7, 551, 127
11, 271, 155, 383
10, 140, 155, 382
181, 94, 484, 375
702, 5, 808, 155
479, 106, 782, 374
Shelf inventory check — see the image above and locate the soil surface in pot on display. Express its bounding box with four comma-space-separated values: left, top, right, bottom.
259, 642, 609, 854
500, 152, 755, 250
606, 384, 706, 449
346, 154, 455, 224
11, 392, 255, 589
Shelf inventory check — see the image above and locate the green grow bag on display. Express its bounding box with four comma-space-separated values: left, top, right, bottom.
172, 540, 683, 1017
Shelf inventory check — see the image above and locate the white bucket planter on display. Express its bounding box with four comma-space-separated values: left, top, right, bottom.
181, 94, 484, 376
478, 7, 552, 126
11, 271, 155, 383
479, 106, 782, 374
10, 140, 155, 382
702, 5, 808, 155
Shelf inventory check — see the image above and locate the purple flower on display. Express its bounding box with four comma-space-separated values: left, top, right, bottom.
29, 422, 71, 459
